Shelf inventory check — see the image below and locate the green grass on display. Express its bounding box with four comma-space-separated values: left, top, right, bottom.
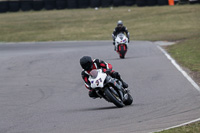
167, 37, 200, 72
0, 5, 200, 42
156, 121, 200, 133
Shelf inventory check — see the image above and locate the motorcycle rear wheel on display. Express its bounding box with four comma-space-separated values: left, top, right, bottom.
118, 44, 127, 59
104, 88, 124, 108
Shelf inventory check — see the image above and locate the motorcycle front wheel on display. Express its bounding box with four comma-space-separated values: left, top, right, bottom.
104, 88, 124, 108
123, 93, 133, 105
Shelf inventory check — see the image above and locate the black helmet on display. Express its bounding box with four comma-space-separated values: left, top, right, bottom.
80, 56, 93, 71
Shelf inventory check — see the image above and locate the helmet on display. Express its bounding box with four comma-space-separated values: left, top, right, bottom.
80, 56, 93, 71
117, 20, 123, 28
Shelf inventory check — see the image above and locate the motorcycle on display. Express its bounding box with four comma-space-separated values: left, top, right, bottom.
114, 33, 129, 59
88, 69, 133, 108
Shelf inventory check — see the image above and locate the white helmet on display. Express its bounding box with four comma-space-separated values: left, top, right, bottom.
117, 20, 123, 27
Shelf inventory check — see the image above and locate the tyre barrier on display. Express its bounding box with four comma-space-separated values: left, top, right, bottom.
20, 0, 32, 11
56, 0, 67, 9
147, 0, 157, 6
0, 0, 8, 13
77, 0, 89, 8
33, 0, 43, 11
113, 0, 124, 7
157, 0, 168, 5
8, 0, 20, 12
136, 0, 147, 7
67, 0, 77, 8
125, 0, 135, 6
44, 0, 56, 10
1, 0, 199, 13
90, 0, 101, 8
189, 0, 199, 4
101, 0, 112, 7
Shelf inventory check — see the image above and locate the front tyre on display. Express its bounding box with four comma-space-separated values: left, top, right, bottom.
123, 93, 133, 105
104, 88, 124, 108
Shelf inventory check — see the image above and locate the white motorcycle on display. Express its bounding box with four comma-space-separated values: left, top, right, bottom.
114, 33, 129, 59
88, 69, 133, 108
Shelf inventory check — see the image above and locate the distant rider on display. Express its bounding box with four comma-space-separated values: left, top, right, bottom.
80, 56, 128, 98
112, 20, 130, 50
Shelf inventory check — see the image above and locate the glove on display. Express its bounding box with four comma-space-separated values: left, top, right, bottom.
105, 69, 112, 75
111, 71, 121, 79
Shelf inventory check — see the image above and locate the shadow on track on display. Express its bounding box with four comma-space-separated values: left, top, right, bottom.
107, 56, 147, 61
66, 104, 135, 114
66, 106, 117, 113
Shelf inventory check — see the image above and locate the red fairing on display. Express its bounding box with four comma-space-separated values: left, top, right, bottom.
84, 77, 88, 83
107, 63, 113, 69
100, 63, 106, 67
85, 85, 89, 89
92, 63, 97, 69
102, 68, 107, 72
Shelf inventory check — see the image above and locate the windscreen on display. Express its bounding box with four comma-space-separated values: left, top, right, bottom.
90, 70, 98, 79
118, 33, 124, 40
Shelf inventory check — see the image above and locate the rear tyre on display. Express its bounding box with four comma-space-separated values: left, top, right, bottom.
90, 0, 101, 7
56, 0, 67, 9
44, 0, 56, 10
123, 93, 133, 105
21, 0, 33, 11
9, 1, 20, 12
77, 0, 89, 8
125, 0, 136, 6
0, 1, 8, 13
67, 0, 77, 9
157, 0, 168, 5
136, 0, 146, 7
118, 44, 127, 59
104, 88, 124, 108
113, 0, 124, 6
33, 0, 44, 11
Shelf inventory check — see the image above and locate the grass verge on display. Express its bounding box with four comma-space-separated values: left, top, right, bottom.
166, 37, 200, 86
0, 5, 199, 42
156, 121, 200, 133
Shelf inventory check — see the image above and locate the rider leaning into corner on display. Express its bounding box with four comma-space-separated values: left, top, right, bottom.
80, 56, 129, 99
112, 20, 130, 50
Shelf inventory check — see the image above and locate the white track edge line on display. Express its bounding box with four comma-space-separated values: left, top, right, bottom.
152, 117, 200, 133
157, 46, 200, 92
154, 46, 200, 133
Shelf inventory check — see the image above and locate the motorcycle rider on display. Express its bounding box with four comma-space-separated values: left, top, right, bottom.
112, 20, 130, 50
80, 56, 128, 98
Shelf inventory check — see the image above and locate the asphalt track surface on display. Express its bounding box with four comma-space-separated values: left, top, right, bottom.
0, 41, 200, 133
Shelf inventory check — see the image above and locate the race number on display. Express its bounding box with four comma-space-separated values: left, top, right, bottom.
95, 78, 102, 86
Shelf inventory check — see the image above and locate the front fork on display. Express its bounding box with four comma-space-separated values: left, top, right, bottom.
105, 76, 126, 102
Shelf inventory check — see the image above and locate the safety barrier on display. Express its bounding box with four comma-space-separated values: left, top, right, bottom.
0, 0, 8, 12
90, 0, 101, 8
21, 0, 32, 11
0, 0, 199, 13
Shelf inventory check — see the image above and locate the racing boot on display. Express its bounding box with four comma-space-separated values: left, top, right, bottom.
121, 80, 128, 88
89, 89, 99, 99
111, 72, 128, 88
